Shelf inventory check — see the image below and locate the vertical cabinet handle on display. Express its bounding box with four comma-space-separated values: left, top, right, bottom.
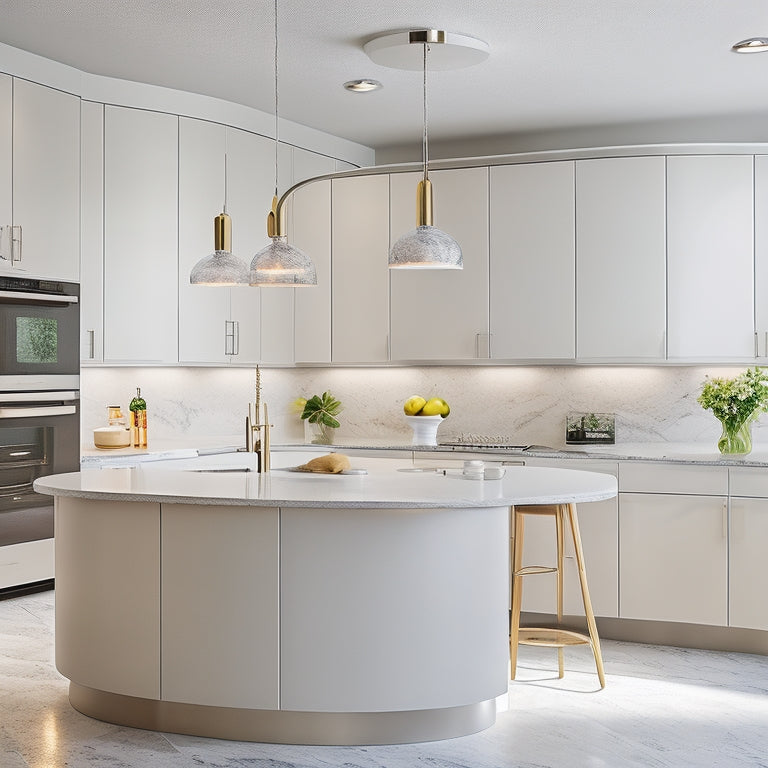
87, 329, 95, 360
11, 225, 22, 264
474, 332, 492, 359
722, 501, 728, 539
755, 332, 759, 358
225, 320, 240, 356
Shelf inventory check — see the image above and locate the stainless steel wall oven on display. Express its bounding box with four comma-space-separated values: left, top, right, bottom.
0, 276, 80, 597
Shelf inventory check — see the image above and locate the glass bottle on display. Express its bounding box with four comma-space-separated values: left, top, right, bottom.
129, 387, 148, 447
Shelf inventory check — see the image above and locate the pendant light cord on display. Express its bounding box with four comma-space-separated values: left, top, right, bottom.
273, 0, 279, 199
423, 42, 429, 183
223, 140, 228, 215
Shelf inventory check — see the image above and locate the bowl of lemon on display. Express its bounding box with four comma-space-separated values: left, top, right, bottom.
403, 395, 450, 445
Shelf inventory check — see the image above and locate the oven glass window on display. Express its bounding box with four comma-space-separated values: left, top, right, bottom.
16, 317, 58, 364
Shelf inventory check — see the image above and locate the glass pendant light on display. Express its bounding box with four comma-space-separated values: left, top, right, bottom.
389, 36, 462, 270
250, 0, 317, 287
190, 154, 250, 286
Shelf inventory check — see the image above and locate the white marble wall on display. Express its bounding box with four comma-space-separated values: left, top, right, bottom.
81, 365, 768, 449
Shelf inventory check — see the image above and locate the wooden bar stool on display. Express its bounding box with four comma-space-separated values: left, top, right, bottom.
509, 503, 606, 688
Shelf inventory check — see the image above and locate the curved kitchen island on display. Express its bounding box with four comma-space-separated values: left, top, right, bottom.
34, 460, 616, 745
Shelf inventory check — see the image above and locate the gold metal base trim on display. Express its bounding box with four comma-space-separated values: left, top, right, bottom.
68, 683, 497, 745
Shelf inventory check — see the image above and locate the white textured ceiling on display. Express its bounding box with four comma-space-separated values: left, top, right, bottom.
2, 0, 768, 152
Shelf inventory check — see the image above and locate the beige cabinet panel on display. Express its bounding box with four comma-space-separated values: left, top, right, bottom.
489, 162, 575, 360
12, 79, 80, 281
619, 492, 727, 625
753, 156, 768, 359
390, 168, 489, 360
54, 498, 160, 699
667, 155, 754, 360
161, 504, 279, 708
293, 148, 334, 364
80, 100, 104, 361
104, 106, 178, 363
331, 175, 390, 363
729, 497, 768, 631
177, 117, 230, 364
576, 156, 666, 360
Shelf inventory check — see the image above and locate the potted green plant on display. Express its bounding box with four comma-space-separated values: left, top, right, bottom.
296, 391, 343, 444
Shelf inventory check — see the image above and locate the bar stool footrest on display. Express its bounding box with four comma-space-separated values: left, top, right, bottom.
515, 565, 558, 576
517, 627, 592, 648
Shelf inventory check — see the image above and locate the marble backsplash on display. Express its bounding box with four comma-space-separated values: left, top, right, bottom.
80, 365, 768, 449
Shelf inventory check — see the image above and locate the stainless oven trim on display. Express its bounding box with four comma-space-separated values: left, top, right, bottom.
0, 405, 77, 418
0, 375, 80, 392
0, 289, 78, 304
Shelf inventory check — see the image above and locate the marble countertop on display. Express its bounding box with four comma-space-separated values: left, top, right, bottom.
80, 436, 768, 467
35, 459, 617, 509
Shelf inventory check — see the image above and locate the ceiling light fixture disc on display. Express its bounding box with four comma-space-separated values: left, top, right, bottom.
732, 37, 768, 53
363, 29, 489, 70
343, 79, 383, 92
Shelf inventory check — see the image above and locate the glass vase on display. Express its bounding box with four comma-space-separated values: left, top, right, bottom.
717, 416, 753, 456
304, 420, 335, 445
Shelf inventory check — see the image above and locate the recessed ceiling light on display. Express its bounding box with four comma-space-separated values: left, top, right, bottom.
732, 37, 768, 53
343, 79, 383, 92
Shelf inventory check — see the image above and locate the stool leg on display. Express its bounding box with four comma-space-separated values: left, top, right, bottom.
509, 507, 525, 680
566, 503, 606, 688
555, 505, 565, 679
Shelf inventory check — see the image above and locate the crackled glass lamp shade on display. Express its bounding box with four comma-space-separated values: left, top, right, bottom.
190, 212, 250, 286
389, 178, 463, 269
250, 236, 317, 286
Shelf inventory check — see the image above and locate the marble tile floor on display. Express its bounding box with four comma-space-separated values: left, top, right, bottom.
2, 590, 767, 768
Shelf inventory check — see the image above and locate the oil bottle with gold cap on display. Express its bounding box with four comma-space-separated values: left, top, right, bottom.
129, 387, 148, 447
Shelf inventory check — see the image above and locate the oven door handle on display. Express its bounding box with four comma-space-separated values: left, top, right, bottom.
0, 289, 79, 305
0, 391, 78, 403
0, 405, 77, 418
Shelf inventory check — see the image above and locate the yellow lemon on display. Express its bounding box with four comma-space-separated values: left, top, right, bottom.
403, 395, 427, 416
421, 397, 450, 417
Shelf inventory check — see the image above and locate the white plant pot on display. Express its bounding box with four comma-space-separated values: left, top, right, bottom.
405, 415, 444, 446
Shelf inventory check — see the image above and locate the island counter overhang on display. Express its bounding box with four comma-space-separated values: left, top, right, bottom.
34, 463, 617, 746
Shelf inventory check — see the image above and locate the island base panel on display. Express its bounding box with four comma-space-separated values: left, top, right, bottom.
68, 682, 497, 745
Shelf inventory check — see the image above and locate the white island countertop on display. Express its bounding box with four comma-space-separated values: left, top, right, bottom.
35, 458, 617, 509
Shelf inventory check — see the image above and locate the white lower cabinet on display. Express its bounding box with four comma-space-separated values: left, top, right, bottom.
619, 492, 728, 625
161, 504, 279, 708
516, 459, 619, 618
728, 497, 768, 631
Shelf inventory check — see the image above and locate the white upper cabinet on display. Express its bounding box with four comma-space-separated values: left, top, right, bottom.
103, 106, 178, 364
576, 157, 666, 360
753, 155, 768, 359
6, 79, 80, 282
489, 162, 575, 360
667, 155, 754, 360
332, 175, 390, 363
178, 117, 231, 364
292, 148, 334, 364
0, 75, 11, 264
80, 101, 104, 362
390, 168, 490, 360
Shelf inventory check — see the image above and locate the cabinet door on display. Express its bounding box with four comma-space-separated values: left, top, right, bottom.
667, 155, 754, 360
259, 142, 297, 365
619, 492, 728, 625
390, 168, 489, 360
576, 157, 666, 360
489, 162, 575, 360
178, 117, 230, 364
293, 148, 333, 364
0, 74, 10, 267
517, 460, 618, 618
103, 107, 178, 363
332, 175, 390, 363
729, 497, 768, 631
13, 79, 80, 281
80, 101, 104, 362
228, 127, 273, 364
754, 156, 768, 359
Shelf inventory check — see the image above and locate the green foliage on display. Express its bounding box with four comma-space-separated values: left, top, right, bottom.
698, 367, 768, 430
300, 390, 342, 429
